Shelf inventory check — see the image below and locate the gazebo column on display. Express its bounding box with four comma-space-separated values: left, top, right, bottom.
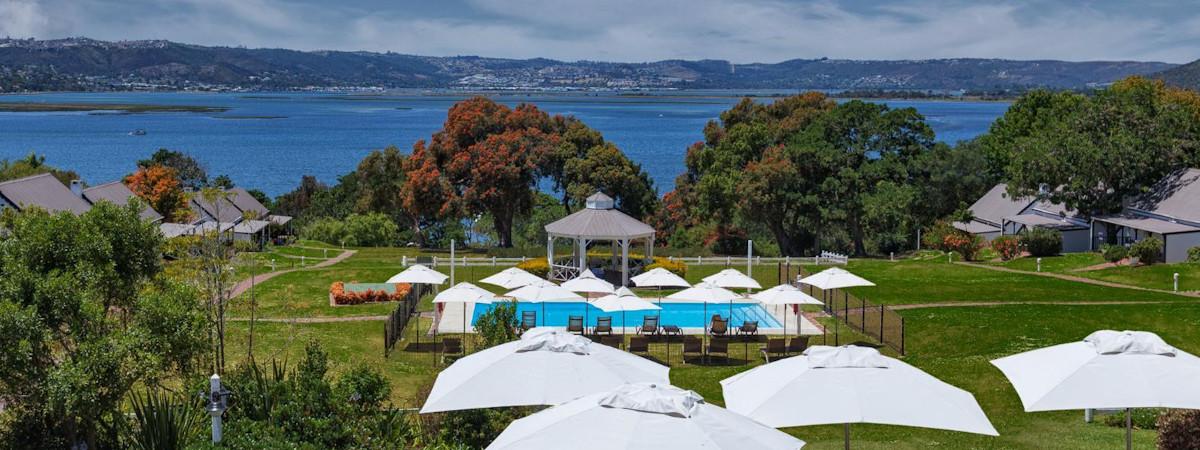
578, 237, 587, 273
546, 235, 554, 274
621, 238, 630, 287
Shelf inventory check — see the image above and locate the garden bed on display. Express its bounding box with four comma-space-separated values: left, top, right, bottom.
329, 282, 412, 306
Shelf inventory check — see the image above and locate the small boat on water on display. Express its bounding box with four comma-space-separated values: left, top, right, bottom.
129, 129, 147, 136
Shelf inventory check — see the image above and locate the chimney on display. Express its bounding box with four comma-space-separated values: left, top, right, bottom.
70, 180, 83, 197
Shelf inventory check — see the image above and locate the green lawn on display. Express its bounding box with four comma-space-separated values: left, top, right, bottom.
993, 252, 1106, 273
988, 253, 1200, 293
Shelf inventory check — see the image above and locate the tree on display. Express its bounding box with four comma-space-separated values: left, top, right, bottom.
562, 143, 658, 218
980, 77, 1200, 215
0, 205, 205, 449
211, 174, 235, 189
0, 153, 80, 184
125, 165, 193, 223
354, 146, 411, 225
138, 148, 208, 189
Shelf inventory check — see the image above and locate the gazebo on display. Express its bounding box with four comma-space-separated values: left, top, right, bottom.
545, 192, 656, 286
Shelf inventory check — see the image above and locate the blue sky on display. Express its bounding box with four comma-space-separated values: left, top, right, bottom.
1, 0, 1197, 63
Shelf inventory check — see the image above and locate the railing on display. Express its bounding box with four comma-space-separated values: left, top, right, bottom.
789, 265, 905, 355
383, 283, 429, 357
399, 254, 851, 269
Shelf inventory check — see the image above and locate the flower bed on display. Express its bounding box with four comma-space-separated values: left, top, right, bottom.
330, 281, 413, 306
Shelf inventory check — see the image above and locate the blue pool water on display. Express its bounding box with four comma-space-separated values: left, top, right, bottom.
471, 301, 782, 329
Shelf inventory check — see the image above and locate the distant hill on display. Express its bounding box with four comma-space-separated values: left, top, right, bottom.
1153, 59, 1200, 90
0, 37, 1178, 92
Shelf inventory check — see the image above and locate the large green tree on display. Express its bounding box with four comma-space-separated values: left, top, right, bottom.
980, 77, 1200, 214
0, 203, 206, 449
138, 148, 208, 189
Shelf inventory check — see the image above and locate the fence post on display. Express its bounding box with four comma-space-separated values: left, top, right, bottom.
492, 256, 496, 266
879, 305, 885, 340
1174, 273, 1180, 292
402, 255, 407, 267
697, 255, 701, 265
900, 316, 906, 355
861, 297, 866, 332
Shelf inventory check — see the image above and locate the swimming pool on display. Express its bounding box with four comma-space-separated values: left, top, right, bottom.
471, 301, 782, 329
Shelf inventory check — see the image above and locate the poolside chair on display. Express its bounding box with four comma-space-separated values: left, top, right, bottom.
567, 316, 585, 334
441, 338, 462, 364
737, 320, 759, 337
706, 338, 729, 364
636, 316, 660, 335
787, 336, 809, 355
762, 338, 787, 362
628, 336, 650, 355
682, 336, 703, 361
594, 316, 613, 335
600, 335, 623, 348
520, 311, 537, 332
709, 315, 728, 338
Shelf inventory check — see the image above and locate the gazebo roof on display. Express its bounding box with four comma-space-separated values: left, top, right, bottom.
545, 192, 655, 240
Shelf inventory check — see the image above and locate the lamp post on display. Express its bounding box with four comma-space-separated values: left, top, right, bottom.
205, 374, 232, 443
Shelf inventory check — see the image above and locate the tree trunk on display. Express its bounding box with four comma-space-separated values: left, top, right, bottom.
849, 214, 867, 256
411, 218, 425, 248
494, 208, 514, 248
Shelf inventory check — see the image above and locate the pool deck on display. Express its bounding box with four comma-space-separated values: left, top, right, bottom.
434, 297, 824, 335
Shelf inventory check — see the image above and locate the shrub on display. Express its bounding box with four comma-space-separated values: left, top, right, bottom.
1130, 237, 1164, 265
1157, 409, 1200, 449
301, 213, 398, 247
1100, 408, 1161, 430
1020, 227, 1062, 257
1102, 244, 1129, 264
330, 282, 412, 305
475, 300, 520, 348
234, 239, 259, 253
922, 220, 960, 251
515, 258, 549, 278
992, 236, 1021, 261
645, 256, 687, 277
123, 388, 205, 450
1188, 246, 1200, 263
942, 232, 984, 261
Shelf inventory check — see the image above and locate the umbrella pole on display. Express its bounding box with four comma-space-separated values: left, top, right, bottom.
1126, 408, 1132, 450
542, 302, 546, 327
844, 423, 850, 450
463, 302, 467, 353
704, 303, 708, 364
622, 310, 626, 350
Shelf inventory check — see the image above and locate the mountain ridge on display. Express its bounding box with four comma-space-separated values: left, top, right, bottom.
0, 37, 1179, 92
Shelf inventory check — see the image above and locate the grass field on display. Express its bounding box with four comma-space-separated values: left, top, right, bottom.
992, 253, 1200, 293
222, 245, 1199, 449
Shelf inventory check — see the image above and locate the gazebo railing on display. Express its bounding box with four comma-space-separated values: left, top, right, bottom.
549, 258, 581, 281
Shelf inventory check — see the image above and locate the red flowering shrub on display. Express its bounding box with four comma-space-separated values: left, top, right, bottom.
992, 236, 1021, 261
942, 232, 984, 261
331, 282, 413, 305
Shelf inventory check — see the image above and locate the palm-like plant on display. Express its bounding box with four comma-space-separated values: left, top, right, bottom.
125, 389, 206, 450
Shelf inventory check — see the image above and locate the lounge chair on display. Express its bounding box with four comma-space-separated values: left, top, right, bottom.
682, 336, 703, 361
441, 338, 462, 364
628, 336, 650, 355
567, 316, 584, 334
520, 311, 537, 332
762, 338, 787, 362
737, 320, 759, 337
787, 336, 809, 355
709, 315, 728, 337
706, 338, 729, 364
636, 316, 660, 335
600, 335, 623, 348
594, 316, 613, 335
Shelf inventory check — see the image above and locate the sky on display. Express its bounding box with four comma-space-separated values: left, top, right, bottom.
1, 0, 1197, 63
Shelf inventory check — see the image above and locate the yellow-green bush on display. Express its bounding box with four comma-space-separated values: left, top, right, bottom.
645, 256, 686, 277
516, 258, 549, 278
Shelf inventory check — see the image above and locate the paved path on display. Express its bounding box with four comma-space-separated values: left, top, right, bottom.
955, 261, 1200, 297
230, 249, 356, 298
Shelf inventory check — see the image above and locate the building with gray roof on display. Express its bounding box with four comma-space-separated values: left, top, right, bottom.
82, 181, 163, 222
1092, 168, 1200, 262
544, 192, 655, 286
0, 173, 92, 215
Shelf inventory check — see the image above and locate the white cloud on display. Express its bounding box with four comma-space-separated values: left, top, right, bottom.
5, 0, 1198, 63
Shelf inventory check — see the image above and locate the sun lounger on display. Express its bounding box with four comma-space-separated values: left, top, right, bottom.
568, 315, 584, 334
787, 336, 809, 354
636, 315, 660, 335
706, 338, 729, 364
737, 320, 759, 337
709, 315, 728, 337
628, 336, 650, 355
594, 316, 613, 335
762, 338, 786, 362
520, 311, 537, 332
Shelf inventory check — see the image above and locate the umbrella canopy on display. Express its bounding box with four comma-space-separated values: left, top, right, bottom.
561, 270, 616, 294
665, 281, 739, 304
992, 330, 1200, 411
433, 282, 495, 304
480, 267, 545, 289
798, 267, 875, 290
615, 286, 637, 297
505, 280, 584, 303
486, 382, 806, 450
721, 345, 997, 436
386, 264, 448, 285
631, 267, 691, 288
702, 268, 762, 290
593, 294, 662, 313
753, 284, 823, 306
420, 329, 669, 413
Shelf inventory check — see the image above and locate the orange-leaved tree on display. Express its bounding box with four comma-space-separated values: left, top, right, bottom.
125, 165, 192, 223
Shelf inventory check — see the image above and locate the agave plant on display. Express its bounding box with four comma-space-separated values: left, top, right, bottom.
125, 388, 206, 450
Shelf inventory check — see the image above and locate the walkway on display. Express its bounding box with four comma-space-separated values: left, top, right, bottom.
230, 249, 356, 298
955, 261, 1200, 297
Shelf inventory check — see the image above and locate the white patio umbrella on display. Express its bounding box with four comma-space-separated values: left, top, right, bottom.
631, 267, 691, 288
486, 382, 806, 450
798, 267, 874, 345
667, 281, 739, 339
433, 282, 495, 341
753, 284, 823, 337
420, 329, 669, 413
992, 330, 1200, 450
505, 280, 584, 327
721, 345, 997, 449
561, 270, 615, 333
702, 268, 762, 327
386, 264, 449, 285
480, 267, 544, 290
593, 292, 662, 344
